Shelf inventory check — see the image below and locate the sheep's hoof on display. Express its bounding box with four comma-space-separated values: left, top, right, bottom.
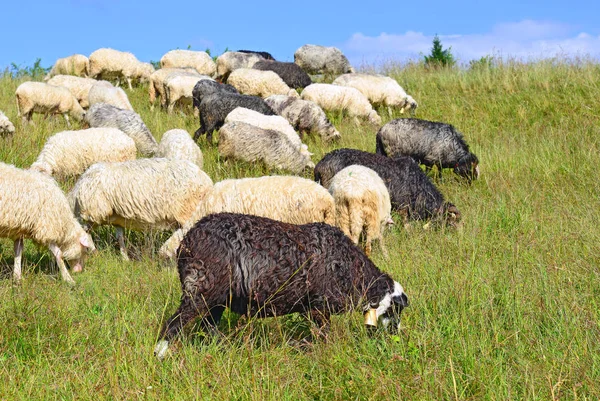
154, 340, 169, 360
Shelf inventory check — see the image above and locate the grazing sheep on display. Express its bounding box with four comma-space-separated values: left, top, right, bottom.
314, 149, 461, 226
15, 82, 85, 127
148, 68, 201, 109
294, 44, 354, 75
332, 73, 418, 114
160, 50, 217, 76
30, 127, 137, 177
218, 121, 314, 174
192, 79, 238, 111
227, 68, 299, 98
44, 54, 90, 79
88, 83, 134, 111
328, 165, 393, 257
194, 92, 275, 141
159, 175, 335, 259
164, 74, 213, 114
375, 118, 480, 181
84, 103, 158, 156
154, 212, 408, 359
265, 95, 341, 142
46, 75, 113, 108
301, 83, 381, 126
237, 50, 275, 60
0, 110, 15, 135
88, 48, 154, 89
0, 162, 95, 284
69, 158, 213, 260
253, 60, 312, 89
156, 129, 203, 168
215, 51, 266, 81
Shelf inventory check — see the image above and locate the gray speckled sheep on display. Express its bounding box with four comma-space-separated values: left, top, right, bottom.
0, 110, 15, 136
294, 44, 354, 75
265, 95, 340, 142
0, 162, 95, 284
15, 82, 85, 127
215, 51, 266, 81
85, 103, 158, 156
218, 121, 314, 174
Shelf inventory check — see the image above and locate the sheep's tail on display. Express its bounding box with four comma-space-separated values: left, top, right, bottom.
375, 133, 387, 156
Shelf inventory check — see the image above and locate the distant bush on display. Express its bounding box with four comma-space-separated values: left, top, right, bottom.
424, 35, 456, 68
9, 58, 50, 79
469, 55, 496, 71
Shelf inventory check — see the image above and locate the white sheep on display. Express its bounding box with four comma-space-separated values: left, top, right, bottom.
30, 127, 137, 177
159, 175, 335, 259
15, 81, 85, 127
218, 121, 314, 174
46, 75, 113, 108
328, 165, 393, 257
227, 68, 299, 98
164, 74, 213, 114
215, 51, 264, 81
68, 158, 213, 260
44, 54, 90, 79
148, 68, 201, 109
0, 110, 15, 135
88, 83, 134, 111
156, 129, 203, 168
265, 95, 341, 142
88, 48, 154, 89
160, 50, 217, 76
0, 162, 95, 284
332, 73, 418, 115
301, 83, 382, 125
84, 103, 158, 156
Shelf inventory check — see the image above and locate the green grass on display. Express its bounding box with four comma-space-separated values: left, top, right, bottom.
1, 58, 600, 400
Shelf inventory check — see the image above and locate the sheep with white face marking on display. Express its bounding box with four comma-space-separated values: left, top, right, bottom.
0, 162, 95, 284
154, 213, 408, 360
30, 127, 137, 177
149, 68, 201, 109
227, 68, 299, 99
44, 54, 90, 80
69, 158, 213, 260
328, 165, 392, 257
156, 129, 203, 168
294, 44, 354, 75
375, 118, 480, 181
333, 73, 418, 115
164, 74, 213, 114
253, 60, 312, 89
160, 50, 217, 76
88, 48, 154, 89
301, 84, 381, 126
84, 103, 158, 156
215, 51, 266, 81
15, 82, 85, 127
88, 83, 134, 111
218, 121, 314, 174
46, 75, 113, 109
0, 110, 15, 135
265, 95, 341, 142
224, 107, 311, 158
159, 175, 335, 259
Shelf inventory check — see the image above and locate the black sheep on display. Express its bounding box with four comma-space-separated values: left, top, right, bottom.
314, 148, 461, 225
154, 212, 408, 359
191, 80, 238, 111
376, 118, 479, 181
193, 92, 276, 141
253, 60, 312, 89
237, 49, 275, 60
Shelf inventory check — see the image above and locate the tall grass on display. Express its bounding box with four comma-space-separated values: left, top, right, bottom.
0, 58, 599, 400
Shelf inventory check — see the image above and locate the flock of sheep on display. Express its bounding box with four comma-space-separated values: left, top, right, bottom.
0, 44, 479, 359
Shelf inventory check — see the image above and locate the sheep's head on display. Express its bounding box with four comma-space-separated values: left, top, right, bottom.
62, 229, 96, 273
454, 153, 480, 182
365, 281, 409, 332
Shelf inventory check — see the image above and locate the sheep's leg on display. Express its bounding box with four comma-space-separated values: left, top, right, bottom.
155, 296, 204, 360
63, 113, 71, 128
387, 106, 393, 117
308, 309, 331, 340
193, 106, 199, 118
127, 78, 133, 90
13, 238, 24, 282
167, 101, 175, 114
115, 227, 130, 261
199, 305, 225, 337
48, 243, 75, 285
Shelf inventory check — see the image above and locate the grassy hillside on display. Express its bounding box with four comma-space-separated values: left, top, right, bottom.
0, 59, 599, 400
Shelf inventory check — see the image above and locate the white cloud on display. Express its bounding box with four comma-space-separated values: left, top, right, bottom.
341, 20, 600, 67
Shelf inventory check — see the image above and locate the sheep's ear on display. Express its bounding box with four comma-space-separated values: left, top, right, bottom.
386, 217, 394, 225
79, 234, 92, 248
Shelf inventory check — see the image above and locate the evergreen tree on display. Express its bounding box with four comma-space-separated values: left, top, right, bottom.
424, 35, 456, 68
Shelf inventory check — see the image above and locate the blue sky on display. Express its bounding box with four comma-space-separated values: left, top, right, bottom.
2, 0, 599, 70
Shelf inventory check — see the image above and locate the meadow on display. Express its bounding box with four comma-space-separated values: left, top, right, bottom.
0, 57, 599, 400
